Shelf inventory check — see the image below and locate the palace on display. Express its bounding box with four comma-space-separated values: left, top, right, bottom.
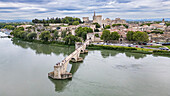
83, 11, 126, 28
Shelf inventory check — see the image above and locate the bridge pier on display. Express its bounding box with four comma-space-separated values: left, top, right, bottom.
80, 49, 88, 54
70, 57, 83, 63
48, 63, 72, 80
76, 42, 88, 54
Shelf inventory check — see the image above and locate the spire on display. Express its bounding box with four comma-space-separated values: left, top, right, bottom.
162, 18, 165, 23
94, 11, 95, 16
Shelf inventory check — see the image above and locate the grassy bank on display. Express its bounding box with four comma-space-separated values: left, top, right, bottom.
87, 44, 170, 56
153, 50, 170, 55
166, 46, 170, 49
144, 45, 162, 48
87, 44, 153, 54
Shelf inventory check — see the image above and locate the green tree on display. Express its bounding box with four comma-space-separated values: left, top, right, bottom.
95, 34, 99, 37
94, 28, 99, 32
105, 25, 111, 29
61, 31, 67, 38
4, 25, 15, 30
112, 24, 121, 27
110, 32, 120, 40
72, 21, 79, 25
75, 27, 93, 40
93, 23, 101, 28
18, 31, 28, 39
53, 31, 59, 40
101, 30, 110, 42
122, 24, 129, 28
39, 31, 51, 41
64, 35, 81, 45
12, 27, 24, 37
133, 31, 149, 42
81, 31, 87, 40
27, 32, 37, 40
126, 31, 134, 41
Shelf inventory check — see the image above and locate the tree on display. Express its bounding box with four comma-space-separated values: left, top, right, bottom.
122, 24, 128, 28
12, 27, 24, 37
64, 35, 81, 45
133, 31, 149, 42
105, 25, 111, 29
61, 31, 67, 38
95, 34, 99, 37
18, 31, 28, 39
75, 27, 93, 40
53, 31, 59, 40
93, 23, 101, 28
110, 32, 120, 40
94, 28, 99, 32
81, 31, 87, 40
72, 21, 79, 25
27, 32, 37, 40
112, 24, 121, 27
101, 30, 110, 42
39, 31, 51, 41
126, 31, 134, 41
4, 25, 15, 30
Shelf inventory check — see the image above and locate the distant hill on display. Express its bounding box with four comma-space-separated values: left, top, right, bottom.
126, 18, 170, 22
0, 18, 170, 23
0, 19, 32, 23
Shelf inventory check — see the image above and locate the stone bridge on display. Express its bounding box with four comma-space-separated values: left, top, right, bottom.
48, 40, 90, 80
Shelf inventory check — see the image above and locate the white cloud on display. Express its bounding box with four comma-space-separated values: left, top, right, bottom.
0, 0, 169, 20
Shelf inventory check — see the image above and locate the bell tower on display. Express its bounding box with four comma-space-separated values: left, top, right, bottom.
162, 18, 165, 23
94, 11, 95, 16
93, 11, 96, 21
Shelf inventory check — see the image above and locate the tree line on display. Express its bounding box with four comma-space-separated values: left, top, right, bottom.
32, 17, 82, 25
10, 27, 89, 45
0, 23, 32, 30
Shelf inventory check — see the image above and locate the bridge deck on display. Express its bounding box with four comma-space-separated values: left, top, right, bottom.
59, 40, 89, 66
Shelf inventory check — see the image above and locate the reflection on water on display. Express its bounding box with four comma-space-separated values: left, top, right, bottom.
12, 39, 74, 56
48, 77, 70, 92
125, 52, 147, 59
100, 49, 147, 59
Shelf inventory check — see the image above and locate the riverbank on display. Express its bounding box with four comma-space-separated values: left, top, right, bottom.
12, 38, 75, 47
87, 44, 170, 56
12, 38, 170, 57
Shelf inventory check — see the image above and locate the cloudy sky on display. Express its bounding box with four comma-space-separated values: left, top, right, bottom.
0, 0, 170, 20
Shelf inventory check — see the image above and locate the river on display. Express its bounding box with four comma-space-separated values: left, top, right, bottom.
0, 38, 170, 96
